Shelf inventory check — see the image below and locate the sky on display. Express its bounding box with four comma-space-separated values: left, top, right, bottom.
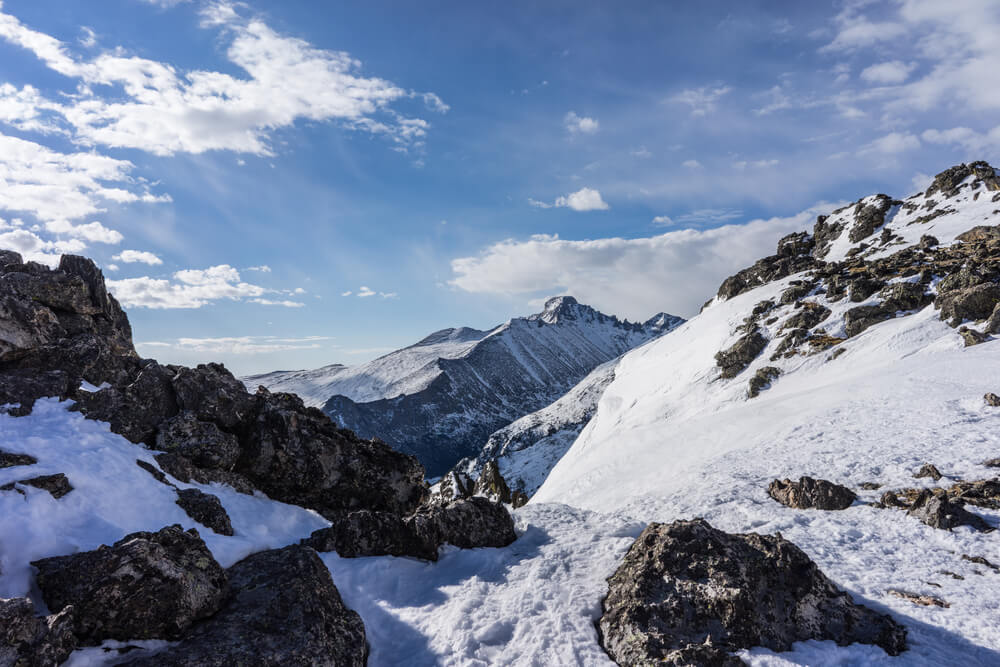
0, 0, 998, 375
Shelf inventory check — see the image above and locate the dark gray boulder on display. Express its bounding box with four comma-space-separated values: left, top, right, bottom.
985, 393, 1000, 407
73, 360, 178, 445
156, 411, 240, 471
768, 477, 857, 510
959, 327, 989, 347
0, 369, 74, 416
175, 488, 234, 536
302, 509, 438, 561
31, 524, 228, 644
0, 449, 37, 468
1, 473, 73, 499
598, 520, 907, 665
121, 545, 367, 667
844, 305, 893, 337
914, 464, 943, 481
848, 195, 895, 243
170, 363, 255, 433
0, 597, 77, 667
437, 469, 476, 503
906, 490, 992, 532
410, 496, 518, 551
154, 452, 256, 495
936, 283, 1000, 327
715, 330, 768, 379
747, 366, 782, 399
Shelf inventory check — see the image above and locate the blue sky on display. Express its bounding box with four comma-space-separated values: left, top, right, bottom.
0, 0, 998, 375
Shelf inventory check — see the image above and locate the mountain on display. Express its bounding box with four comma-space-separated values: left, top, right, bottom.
250, 297, 684, 476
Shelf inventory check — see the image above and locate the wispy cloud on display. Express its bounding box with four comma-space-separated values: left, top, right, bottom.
137, 334, 331, 356
564, 111, 598, 134
669, 85, 731, 116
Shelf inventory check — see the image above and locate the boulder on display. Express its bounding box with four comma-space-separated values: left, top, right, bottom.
0, 449, 37, 468
120, 545, 367, 667
155, 412, 241, 471
780, 303, 830, 331
0, 473, 73, 499
175, 488, 234, 536
32, 525, 228, 644
240, 388, 427, 518
0, 369, 74, 416
776, 232, 813, 257
477, 460, 514, 505
927, 163, 973, 197
913, 464, 943, 481
881, 282, 930, 312
436, 469, 476, 503
302, 509, 438, 561
959, 327, 990, 347
170, 363, 255, 433
844, 305, 893, 337
154, 452, 256, 495
747, 366, 782, 399
848, 195, 895, 243
715, 330, 768, 379
986, 303, 1000, 334
0, 597, 77, 667
906, 490, 992, 532
936, 283, 1000, 327
847, 276, 884, 303
598, 520, 907, 664
767, 477, 856, 510
410, 496, 518, 551
73, 360, 178, 444
956, 225, 1000, 243
985, 393, 1000, 407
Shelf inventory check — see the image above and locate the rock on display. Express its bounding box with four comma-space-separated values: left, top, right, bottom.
1, 473, 73, 499
301, 509, 438, 561
411, 496, 518, 551
767, 477, 856, 510
986, 303, 1000, 334
956, 225, 1000, 243
776, 232, 814, 257
847, 276, 884, 302
120, 545, 367, 667
918, 234, 939, 249
154, 452, 255, 495
913, 464, 943, 481
32, 524, 228, 644
985, 393, 1000, 407
983, 457, 1000, 467
848, 195, 895, 243
0, 597, 77, 667
136, 459, 173, 487
859, 481, 881, 490
170, 363, 255, 433
844, 305, 893, 337
477, 460, 514, 505
715, 330, 768, 379
936, 283, 1000, 326
887, 589, 949, 608
598, 519, 907, 664
716, 254, 818, 301
959, 327, 989, 347
74, 360, 178, 445
779, 282, 814, 304
747, 366, 781, 398
906, 490, 992, 532
436, 469, 476, 503
881, 282, 930, 312
0, 369, 74, 416
0, 449, 37, 468
927, 163, 973, 198
879, 491, 908, 508
241, 388, 427, 518
961, 554, 999, 571
175, 488, 234, 536
947, 479, 1000, 509
155, 412, 240, 471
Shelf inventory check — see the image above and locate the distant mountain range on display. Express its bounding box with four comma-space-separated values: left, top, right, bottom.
245, 296, 684, 475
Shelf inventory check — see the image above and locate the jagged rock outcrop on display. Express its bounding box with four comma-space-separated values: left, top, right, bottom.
411, 496, 518, 550
598, 519, 907, 664
906, 490, 992, 532
32, 525, 228, 644
1, 473, 73, 499
175, 488, 234, 536
121, 545, 367, 667
0, 597, 77, 667
0, 448, 37, 468
715, 329, 768, 378
156, 411, 241, 471
768, 477, 857, 510
747, 366, 781, 398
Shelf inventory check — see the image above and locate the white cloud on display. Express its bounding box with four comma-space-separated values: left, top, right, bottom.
859, 131, 920, 154
921, 126, 1000, 152
78, 27, 96, 48
0, 3, 447, 156
669, 86, 731, 116
630, 146, 652, 158
682, 160, 703, 169
105, 263, 119, 272
651, 215, 673, 226
357, 286, 376, 297
245, 265, 272, 273
113, 249, 162, 265
530, 187, 609, 212
107, 264, 268, 309
675, 209, 744, 225
860, 60, 916, 84
449, 204, 839, 319
340, 290, 352, 296
564, 111, 598, 134
379, 291, 397, 299
251, 298, 304, 307
137, 335, 330, 356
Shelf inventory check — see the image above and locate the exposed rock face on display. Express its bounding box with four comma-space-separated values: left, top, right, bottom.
848, 194, 896, 243
72, 359, 178, 445
768, 477, 857, 510
844, 305, 894, 337
0, 449, 37, 468
914, 464, 943, 481
175, 488, 234, 536
156, 412, 241, 471
411, 496, 518, 551
32, 525, 228, 644
0, 597, 77, 667
154, 452, 256, 495
715, 329, 768, 379
906, 490, 992, 532
0, 369, 74, 416
437, 469, 476, 503
476, 459, 530, 507
598, 520, 907, 664
776, 232, 814, 257
121, 545, 367, 667
936, 283, 1000, 327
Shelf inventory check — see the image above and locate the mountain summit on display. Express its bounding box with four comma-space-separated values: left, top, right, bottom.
249, 297, 683, 475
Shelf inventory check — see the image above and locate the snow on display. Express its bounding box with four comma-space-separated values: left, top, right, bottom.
0, 398, 328, 608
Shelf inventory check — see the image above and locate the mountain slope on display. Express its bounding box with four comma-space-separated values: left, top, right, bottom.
253, 297, 682, 476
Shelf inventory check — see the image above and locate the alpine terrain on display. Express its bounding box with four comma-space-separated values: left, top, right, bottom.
2, 161, 1000, 666
247, 297, 683, 476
